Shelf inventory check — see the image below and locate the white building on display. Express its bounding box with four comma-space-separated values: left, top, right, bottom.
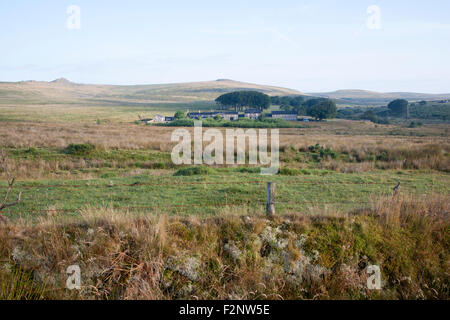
153, 114, 166, 122
244, 109, 262, 120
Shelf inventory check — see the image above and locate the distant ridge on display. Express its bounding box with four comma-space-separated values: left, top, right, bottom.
309, 89, 450, 104
0, 78, 304, 105
50, 78, 74, 85
3, 78, 448, 106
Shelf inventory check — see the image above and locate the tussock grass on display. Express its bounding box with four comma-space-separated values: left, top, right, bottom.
0, 194, 448, 300
1, 121, 448, 179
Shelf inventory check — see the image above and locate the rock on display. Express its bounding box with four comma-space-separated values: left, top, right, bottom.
181, 283, 194, 296
295, 234, 308, 249
11, 246, 37, 268
260, 226, 288, 250
166, 256, 200, 281
284, 249, 328, 285
260, 226, 281, 244
311, 250, 320, 262
223, 241, 242, 262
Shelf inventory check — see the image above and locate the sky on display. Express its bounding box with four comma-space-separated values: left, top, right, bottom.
1, 0, 449, 93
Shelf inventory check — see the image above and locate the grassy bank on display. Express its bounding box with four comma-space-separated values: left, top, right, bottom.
0, 194, 447, 300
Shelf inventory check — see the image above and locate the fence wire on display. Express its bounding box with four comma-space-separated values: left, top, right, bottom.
1, 177, 443, 216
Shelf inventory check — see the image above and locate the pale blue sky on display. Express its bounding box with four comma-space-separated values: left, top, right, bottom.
1, 0, 449, 92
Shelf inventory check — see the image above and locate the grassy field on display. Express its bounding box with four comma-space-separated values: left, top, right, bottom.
1, 169, 448, 220
0, 113, 448, 220
0, 79, 302, 124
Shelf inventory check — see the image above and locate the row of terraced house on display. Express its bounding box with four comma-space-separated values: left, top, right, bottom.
142, 109, 301, 123
187, 109, 298, 121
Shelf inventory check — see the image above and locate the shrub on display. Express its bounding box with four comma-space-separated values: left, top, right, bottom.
25, 147, 40, 155
279, 167, 301, 175
308, 144, 338, 160
100, 172, 118, 179
408, 121, 423, 128
235, 167, 261, 173
173, 166, 216, 176
65, 143, 96, 156
151, 162, 166, 169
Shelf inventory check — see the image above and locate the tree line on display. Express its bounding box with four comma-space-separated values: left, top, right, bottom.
215, 91, 270, 111
215, 91, 337, 120
272, 96, 337, 120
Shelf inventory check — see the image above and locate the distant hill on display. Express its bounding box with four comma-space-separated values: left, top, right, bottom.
3, 79, 448, 107
0, 79, 304, 106
309, 89, 450, 105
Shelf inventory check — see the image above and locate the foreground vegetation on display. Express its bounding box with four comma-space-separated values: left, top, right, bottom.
0, 194, 447, 299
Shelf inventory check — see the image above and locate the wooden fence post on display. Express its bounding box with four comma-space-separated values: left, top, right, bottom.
266, 182, 275, 216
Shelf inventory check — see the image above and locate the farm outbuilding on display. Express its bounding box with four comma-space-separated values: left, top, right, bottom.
270, 111, 298, 121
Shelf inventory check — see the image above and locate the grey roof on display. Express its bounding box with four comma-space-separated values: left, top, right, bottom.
188, 111, 238, 116
271, 111, 298, 115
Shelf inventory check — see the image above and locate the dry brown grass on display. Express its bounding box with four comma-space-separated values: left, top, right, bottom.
0, 120, 448, 179
1, 121, 448, 151
0, 194, 448, 300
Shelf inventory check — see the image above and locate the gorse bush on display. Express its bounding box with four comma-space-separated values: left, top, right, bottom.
408, 121, 423, 128
279, 167, 301, 175
235, 167, 261, 174
65, 143, 96, 156
173, 166, 216, 176
308, 144, 339, 160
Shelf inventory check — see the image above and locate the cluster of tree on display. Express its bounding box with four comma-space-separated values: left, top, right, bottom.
270, 95, 305, 109
410, 102, 449, 121
273, 96, 337, 120
305, 99, 337, 120
215, 91, 270, 111
336, 97, 450, 124
360, 110, 390, 124
387, 99, 409, 117
337, 106, 392, 124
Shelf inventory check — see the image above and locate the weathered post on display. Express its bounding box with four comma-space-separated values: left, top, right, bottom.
266, 182, 275, 216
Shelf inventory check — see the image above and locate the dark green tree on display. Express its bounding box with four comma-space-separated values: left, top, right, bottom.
269, 95, 304, 108
307, 99, 337, 120
174, 110, 186, 119
387, 99, 409, 117
361, 110, 378, 122
215, 91, 270, 111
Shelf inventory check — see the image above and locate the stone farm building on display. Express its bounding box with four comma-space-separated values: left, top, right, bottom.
270, 111, 298, 121
244, 109, 262, 120
184, 110, 300, 122
139, 115, 174, 123
188, 111, 239, 121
